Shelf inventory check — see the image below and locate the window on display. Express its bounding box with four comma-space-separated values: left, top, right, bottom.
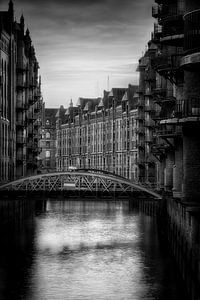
46, 141, 50, 148
46, 132, 50, 139
46, 160, 50, 167
46, 119, 50, 126
45, 150, 50, 158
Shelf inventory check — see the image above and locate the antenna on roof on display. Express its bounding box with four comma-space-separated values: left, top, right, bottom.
107, 76, 110, 91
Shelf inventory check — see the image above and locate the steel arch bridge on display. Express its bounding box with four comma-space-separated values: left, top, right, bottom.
0, 169, 162, 199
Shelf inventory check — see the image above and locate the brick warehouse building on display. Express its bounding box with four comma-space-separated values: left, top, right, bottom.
0, 1, 43, 183
38, 106, 57, 173
56, 85, 139, 181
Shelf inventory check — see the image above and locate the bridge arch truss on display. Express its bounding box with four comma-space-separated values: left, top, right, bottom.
0, 170, 162, 199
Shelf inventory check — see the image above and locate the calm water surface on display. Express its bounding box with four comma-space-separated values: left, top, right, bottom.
0, 200, 187, 300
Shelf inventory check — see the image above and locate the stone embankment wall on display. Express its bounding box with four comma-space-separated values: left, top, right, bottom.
134, 196, 200, 300
165, 198, 200, 300
0, 196, 35, 226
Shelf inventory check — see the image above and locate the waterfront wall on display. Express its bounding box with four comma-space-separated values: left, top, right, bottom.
0, 197, 35, 227
135, 195, 200, 300
165, 198, 200, 300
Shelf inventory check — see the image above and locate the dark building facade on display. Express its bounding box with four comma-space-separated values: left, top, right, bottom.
0, 1, 43, 183
137, 0, 200, 202
137, 2, 200, 297
38, 107, 57, 173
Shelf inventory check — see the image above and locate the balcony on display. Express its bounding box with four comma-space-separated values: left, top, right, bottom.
175, 98, 200, 118
153, 54, 182, 74
151, 143, 169, 156
151, 23, 162, 43
156, 127, 182, 138
184, 9, 200, 56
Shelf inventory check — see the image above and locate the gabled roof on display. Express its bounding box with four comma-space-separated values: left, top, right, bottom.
122, 91, 128, 101
98, 98, 104, 108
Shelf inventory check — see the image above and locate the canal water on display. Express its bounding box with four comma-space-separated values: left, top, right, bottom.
0, 199, 188, 300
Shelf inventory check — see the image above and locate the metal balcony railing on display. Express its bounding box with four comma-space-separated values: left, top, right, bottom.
156, 128, 182, 137
184, 9, 200, 55
175, 98, 200, 118
153, 54, 182, 72
152, 23, 162, 42
162, 22, 183, 38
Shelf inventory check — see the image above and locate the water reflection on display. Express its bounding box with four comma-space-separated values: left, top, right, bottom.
0, 200, 187, 300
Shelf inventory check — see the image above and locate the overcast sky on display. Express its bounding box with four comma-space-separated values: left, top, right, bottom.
1, 0, 154, 107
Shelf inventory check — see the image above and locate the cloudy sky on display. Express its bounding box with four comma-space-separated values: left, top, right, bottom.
1, 0, 154, 107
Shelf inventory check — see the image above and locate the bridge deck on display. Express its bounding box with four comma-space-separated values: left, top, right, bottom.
0, 170, 162, 199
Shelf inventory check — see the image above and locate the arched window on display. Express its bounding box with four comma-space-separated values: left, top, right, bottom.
45, 150, 50, 158
46, 132, 50, 139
